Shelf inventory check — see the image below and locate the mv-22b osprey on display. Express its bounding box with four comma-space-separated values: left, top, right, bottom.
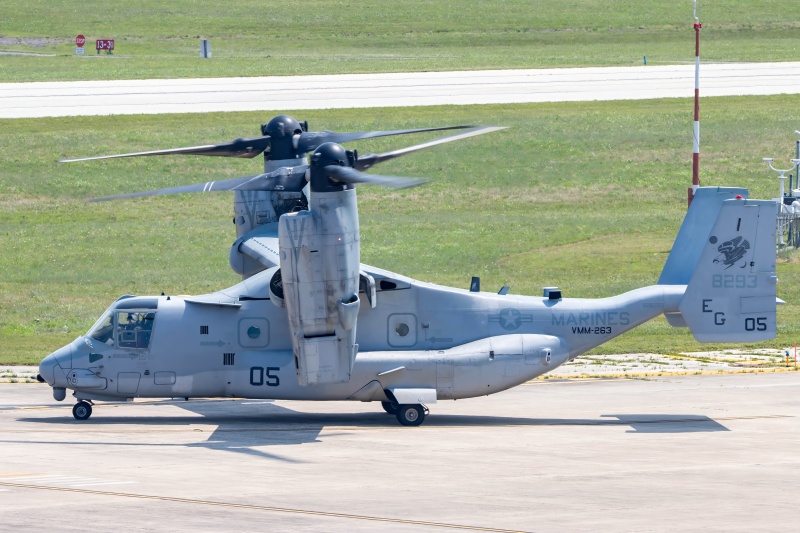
39, 115, 780, 426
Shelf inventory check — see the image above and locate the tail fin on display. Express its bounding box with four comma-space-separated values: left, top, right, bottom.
658, 187, 748, 285
676, 196, 778, 342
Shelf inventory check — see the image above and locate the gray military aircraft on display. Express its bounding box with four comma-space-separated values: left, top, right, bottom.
40, 122, 780, 426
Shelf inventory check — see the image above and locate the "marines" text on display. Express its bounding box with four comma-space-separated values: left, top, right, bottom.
552, 311, 630, 327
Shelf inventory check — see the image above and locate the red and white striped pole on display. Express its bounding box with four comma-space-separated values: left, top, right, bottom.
689, 1, 702, 207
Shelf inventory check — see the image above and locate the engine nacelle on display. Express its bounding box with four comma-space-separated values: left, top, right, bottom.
278, 188, 360, 385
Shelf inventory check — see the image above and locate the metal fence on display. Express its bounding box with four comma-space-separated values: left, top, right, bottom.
778, 209, 800, 248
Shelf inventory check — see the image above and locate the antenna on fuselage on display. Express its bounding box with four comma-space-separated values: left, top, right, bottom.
470, 277, 480, 292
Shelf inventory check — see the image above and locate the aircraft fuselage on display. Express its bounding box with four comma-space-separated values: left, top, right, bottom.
39, 266, 685, 404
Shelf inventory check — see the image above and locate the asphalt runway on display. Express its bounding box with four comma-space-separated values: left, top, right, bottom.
2, 62, 800, 118
2, 373, 798, 532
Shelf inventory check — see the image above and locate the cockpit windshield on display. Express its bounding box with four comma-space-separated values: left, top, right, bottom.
87, 310, 114, 344
86, 299, 158, 349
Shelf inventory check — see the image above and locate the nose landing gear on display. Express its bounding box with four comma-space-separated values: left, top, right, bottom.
72, 401, 93, 420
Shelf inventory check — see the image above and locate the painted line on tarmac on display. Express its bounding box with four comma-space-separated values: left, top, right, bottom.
0, 481, 529, 533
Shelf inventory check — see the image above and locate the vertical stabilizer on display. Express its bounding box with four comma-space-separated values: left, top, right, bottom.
659, 187, 747, 285
678, 198, 778, 342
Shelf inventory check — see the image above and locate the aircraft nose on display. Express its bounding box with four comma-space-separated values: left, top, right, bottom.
39, 344, 72, 386
38, 353, 58, 385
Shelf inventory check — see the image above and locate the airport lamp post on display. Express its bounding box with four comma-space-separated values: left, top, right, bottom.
689, 1, 702, 207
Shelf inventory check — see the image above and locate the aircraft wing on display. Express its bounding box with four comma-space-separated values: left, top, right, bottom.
231, 223, 282, 273
231, 224, 419, 288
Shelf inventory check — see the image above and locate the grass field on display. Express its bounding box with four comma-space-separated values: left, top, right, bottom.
1, 96, 798, 365
1, 1, 798, 365
1, 1, 799, 81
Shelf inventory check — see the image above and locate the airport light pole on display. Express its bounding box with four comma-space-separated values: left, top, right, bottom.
689, 0, 702, 207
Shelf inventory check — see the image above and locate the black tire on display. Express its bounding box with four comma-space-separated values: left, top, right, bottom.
396, 404, 425, 426
381, 400, 399, 415
72, 401, 92, 421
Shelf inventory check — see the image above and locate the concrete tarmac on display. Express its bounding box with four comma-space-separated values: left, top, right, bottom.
2, 373, 799, 532
2, 62, 800, 118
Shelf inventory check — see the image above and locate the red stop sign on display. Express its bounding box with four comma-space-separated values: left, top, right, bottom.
76, 35, 86, 47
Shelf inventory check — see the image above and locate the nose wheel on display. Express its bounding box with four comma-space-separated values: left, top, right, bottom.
396, 404, 428, 426
72, 401, 93, 420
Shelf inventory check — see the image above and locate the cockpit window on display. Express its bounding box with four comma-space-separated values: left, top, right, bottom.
87, 311, 115, 345
116, 311, 156, 349
86, 304, 157, 349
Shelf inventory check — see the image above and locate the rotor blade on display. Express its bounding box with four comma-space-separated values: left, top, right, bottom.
88, 166, 308, 202
354, 126, 506, 171
60, 136, 273, 163
324, 165, 427, 190
296, 125, 475, 154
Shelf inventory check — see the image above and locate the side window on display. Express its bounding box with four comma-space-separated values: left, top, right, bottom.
116, 311, 156, 349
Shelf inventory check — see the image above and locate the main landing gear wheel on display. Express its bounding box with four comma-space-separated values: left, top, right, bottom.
72, 401, 92, 421
396, 404, 427, 426
381, 400, 399, 415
